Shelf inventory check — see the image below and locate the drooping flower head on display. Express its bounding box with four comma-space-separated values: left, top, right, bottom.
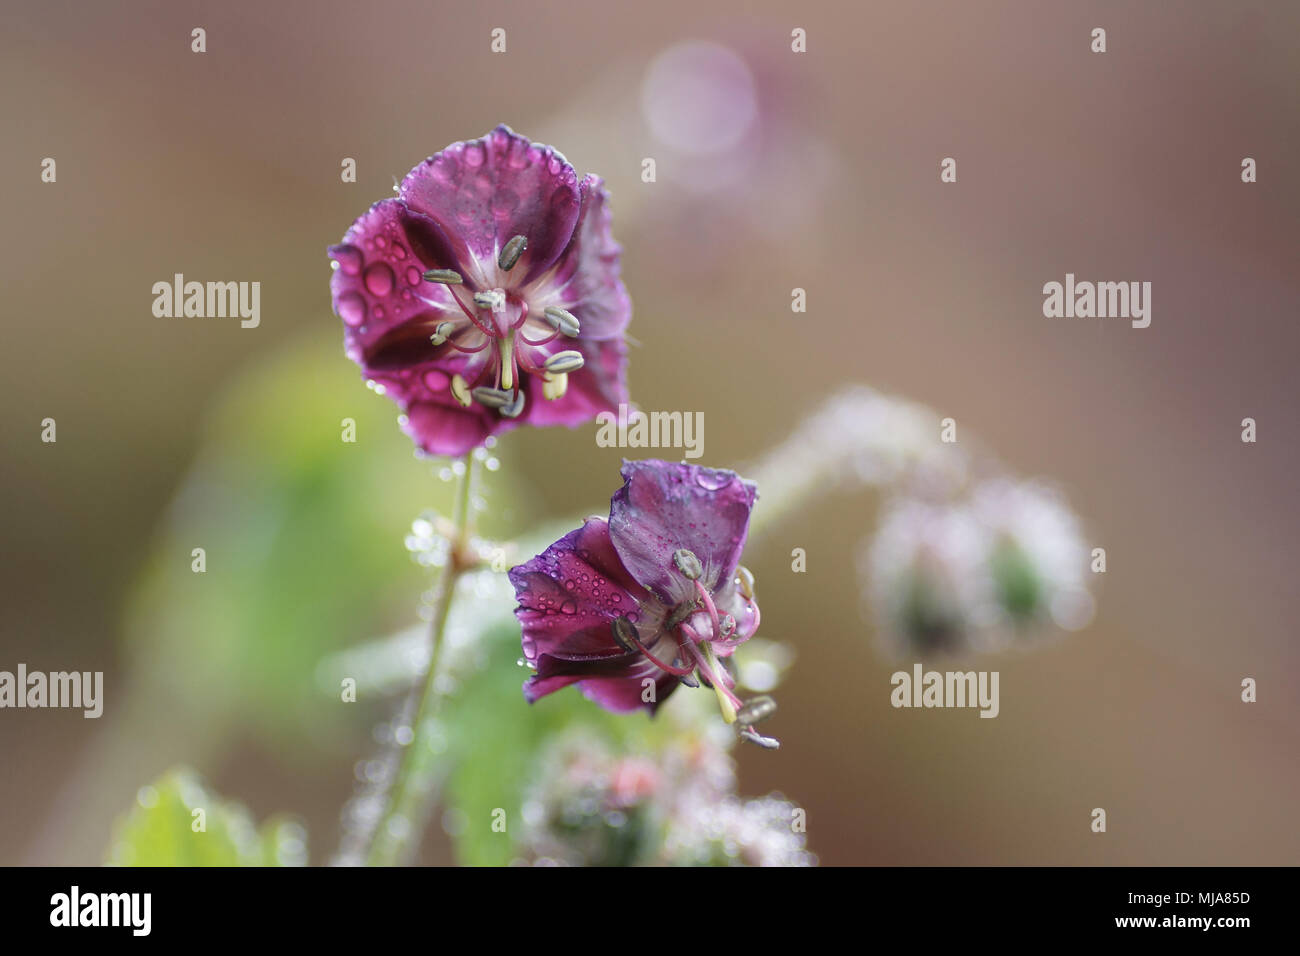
509, 460, 779, 747
864, 479, 1093, 656
517, 727, 812, 866
328, 125, 631, 456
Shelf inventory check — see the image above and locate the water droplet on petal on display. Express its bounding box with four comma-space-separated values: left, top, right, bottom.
337, 292, 366, 326
364, 262, 395, 296
491, 189, 519, 217
333, 244, 363, 276
695, 469, 732, 490
560, 601, 577, 614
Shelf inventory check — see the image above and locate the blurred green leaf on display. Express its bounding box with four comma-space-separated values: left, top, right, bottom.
106, 767, 306, 866
440, 619, 708, 866
121, 331, 532, 752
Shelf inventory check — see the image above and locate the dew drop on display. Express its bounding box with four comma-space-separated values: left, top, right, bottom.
406, 266, 423, 286
694, 469, 731, 490
364, 262, 395, 296
490, 189, 519, 217
337, 292, 366, 327
333, 244, 363, 276
560, 601, 577, 614
430, 153, 459, 184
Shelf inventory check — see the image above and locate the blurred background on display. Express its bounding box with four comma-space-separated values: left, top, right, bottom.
1, 0, 1298, 865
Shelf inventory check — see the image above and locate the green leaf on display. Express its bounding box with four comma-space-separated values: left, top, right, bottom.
439, 618, 710, 866
106, 767, 306, 866
120, 331, 532, 751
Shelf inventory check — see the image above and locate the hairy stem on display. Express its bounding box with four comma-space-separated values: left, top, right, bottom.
365, 454, 477, 866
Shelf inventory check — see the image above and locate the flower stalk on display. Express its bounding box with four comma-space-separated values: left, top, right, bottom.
365, 454, 478, 866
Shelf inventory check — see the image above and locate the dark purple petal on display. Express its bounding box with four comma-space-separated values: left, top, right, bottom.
520, 655, 676, 712
522, 336, 627, 428
522, 645, 678, 715
577, 670, 679, 714
330, 201, 469, 378
512, 518, 686, 715
509, 518, 651, 662
608, 460, 758, 603
401, 400, 498, 458
330, 200, 461, 348
535, 175, 632, 342
399, 125, 581, 284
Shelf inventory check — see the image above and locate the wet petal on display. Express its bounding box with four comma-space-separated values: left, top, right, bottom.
401, 400, 498, 457
532, 175, 632, 341
520, 337, 628, 428
608, 460, 758, 603
578, 670, 679, 714
330, 200, 462, 353
399, 125, 582, 284
509, 518, 652, 662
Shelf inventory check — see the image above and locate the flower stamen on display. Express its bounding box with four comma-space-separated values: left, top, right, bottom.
543, 306, 581, 337
542, 371, 568, 401
611, 617, 695, 676
450, 374, 471, 407
498, 234, 528, 272
694, 580, 722, 637
544, 350, 585, 374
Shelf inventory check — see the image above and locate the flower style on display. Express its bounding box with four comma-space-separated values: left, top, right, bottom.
328, 125, 631, 456
509, 460, 778, 745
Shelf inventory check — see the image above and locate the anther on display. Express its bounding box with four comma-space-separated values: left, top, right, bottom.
542, 371, 568, 401
673, 548, 703, 580
474, 290, 506, 312
610, 616, 639, 652
429, 321, 454, 346
739, 726, 781, 750
423, 269, 463, 284
735, 565, 755, 600
450, 374, 471, 408
471, 386, 512, 409
718, 613, 737, 639
498, 235, 527, 271
544, 350, 585, 374
543, 306, 581, 337
500, 388, 527, 419
736, 695, 777, 727
666, 600, 698, 631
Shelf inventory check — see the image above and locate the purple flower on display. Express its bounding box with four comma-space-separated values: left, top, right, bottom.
328, 125, 631, 456
510, 460, 776, 742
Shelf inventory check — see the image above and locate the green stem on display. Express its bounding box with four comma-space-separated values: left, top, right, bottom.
366, 454, 476, 866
